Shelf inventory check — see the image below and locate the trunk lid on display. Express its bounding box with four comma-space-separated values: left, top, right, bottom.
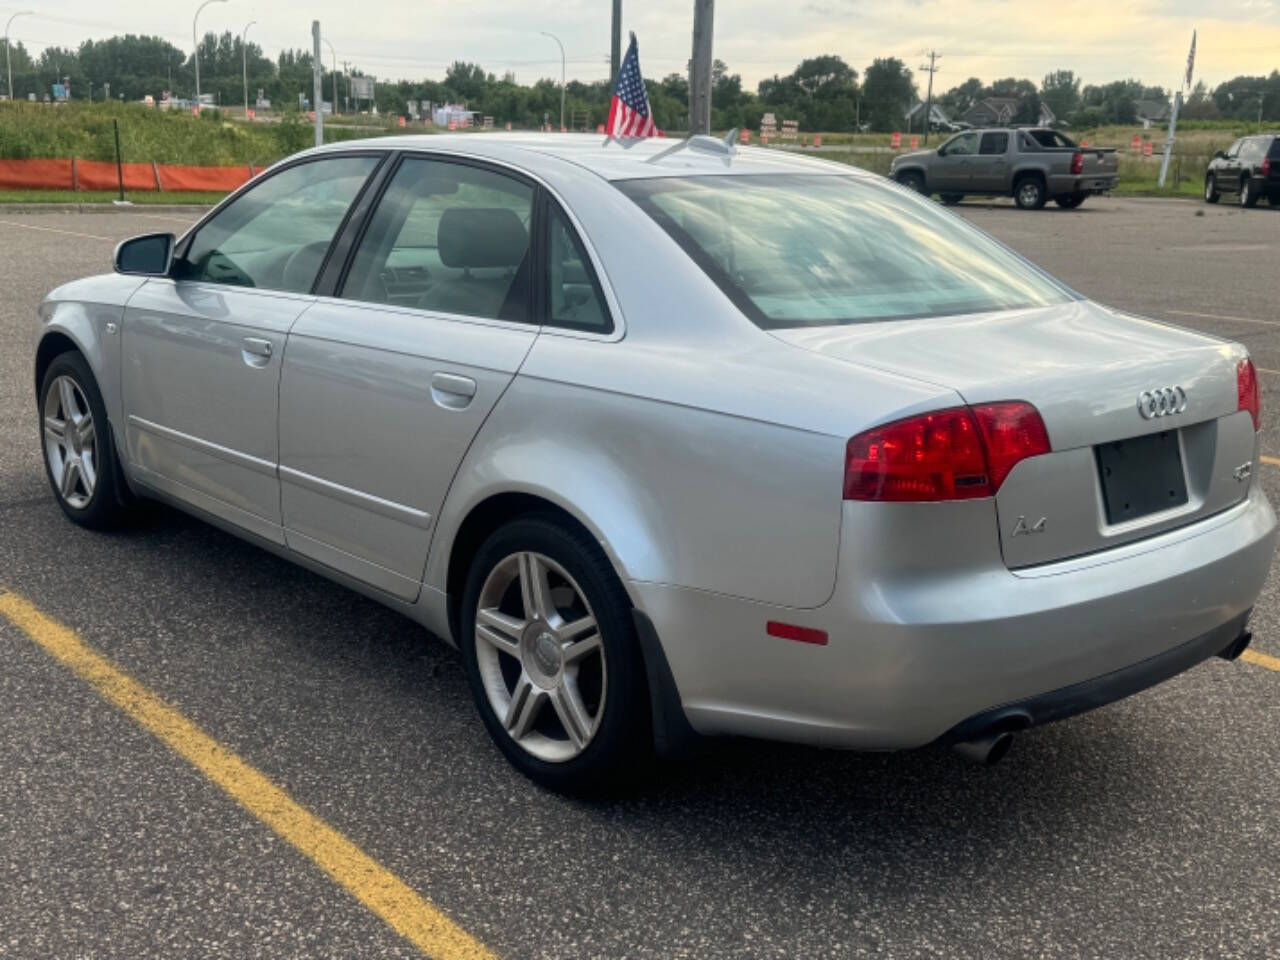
774, 300, 1255, 568
1081, 147, 1118, 177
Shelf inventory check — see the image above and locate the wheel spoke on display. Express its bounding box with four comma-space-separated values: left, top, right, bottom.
559, 614, 595, 643
76, 412, 94, 447
504, 674, 543, 740
44, 416, 66, 446
476, 607, 523, 658
58, 378, 79, 421
79, 453, 96, 493
551, 681, 592, 749
517, 552, 556, 622
562, 631, 602, 666
59, 458, 80, 499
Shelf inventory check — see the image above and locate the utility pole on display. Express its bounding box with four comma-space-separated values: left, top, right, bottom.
688, 0, 714, 135
919, 50, 940, 145
610, 0, 622, 81
312, 21, 323, 146
540, 32, 565, 131
322, 38, 338, 116
342, 61, 351, 112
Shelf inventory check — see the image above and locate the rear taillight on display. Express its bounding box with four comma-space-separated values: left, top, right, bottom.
1238, 358, 1261, 430
844, 402, 1050, 502
1263, 156, 1271, 177
1070, 152, 1084, 175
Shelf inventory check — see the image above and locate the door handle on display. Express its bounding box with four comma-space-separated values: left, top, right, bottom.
241, 337, 273, 367
430, 372, 477, 410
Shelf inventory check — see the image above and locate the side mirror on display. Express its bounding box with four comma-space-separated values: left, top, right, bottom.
1213, 150, 1226, 160
114, 232, 175, 276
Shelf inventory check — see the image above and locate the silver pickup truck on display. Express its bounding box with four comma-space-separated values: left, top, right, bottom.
890, 127, 1119, 210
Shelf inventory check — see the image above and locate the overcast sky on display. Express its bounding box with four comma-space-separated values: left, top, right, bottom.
8, 0, 1280, 93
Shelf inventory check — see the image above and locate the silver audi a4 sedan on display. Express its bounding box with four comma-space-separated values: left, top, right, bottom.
34, 134, 1276, 789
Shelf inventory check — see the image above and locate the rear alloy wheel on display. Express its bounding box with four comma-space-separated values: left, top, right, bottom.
1014, 177, 1046, 210
1240, 176, 1259, 208
1054, 193, 1086, 209
1204, 174, 1220, 203
460, 517, 649, 791
40, 352, 129, 528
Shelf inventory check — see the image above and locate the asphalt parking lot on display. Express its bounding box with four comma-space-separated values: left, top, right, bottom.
1, 196, 1279, 959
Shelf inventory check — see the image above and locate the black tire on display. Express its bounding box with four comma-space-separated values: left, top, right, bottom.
1054, 193, 1086, 209
1204, 174, 1220, 204
939, 192, 964, 205
1240, 176, 1260, 208
38, 351, 131, 529
1013, 176, 1046, 210
896, 171, 925, 194
459, 514, 651, 792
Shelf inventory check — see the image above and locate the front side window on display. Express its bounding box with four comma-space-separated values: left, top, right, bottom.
175, 155, 378, 293
979, 132, 1009, 155
942, 133, 979, 156
340, 157, 534, 322
1226, 139, 1244, 158
618, 174, 1073, 329
546, 206, 611, 332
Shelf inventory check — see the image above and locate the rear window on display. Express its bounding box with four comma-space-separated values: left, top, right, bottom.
1267, 137, 1280, 160
616, 174, 1073, 329
1026, 130, 1075, 149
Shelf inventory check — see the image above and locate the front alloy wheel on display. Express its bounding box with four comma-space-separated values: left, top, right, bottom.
473, 550, 607, 762
43, 374, 98, 509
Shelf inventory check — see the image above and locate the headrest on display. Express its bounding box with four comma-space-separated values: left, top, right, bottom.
438, 207, 528, 269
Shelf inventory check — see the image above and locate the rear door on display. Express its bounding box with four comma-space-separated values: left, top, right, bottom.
1221, 138, 1245, 191
277, 155, 540, 601
121, 154, 380, 543
930, 132, 979, 191
970, 131, 1010, 191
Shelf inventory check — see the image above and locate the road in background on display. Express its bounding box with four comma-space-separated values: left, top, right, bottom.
1, 198, 1278, 959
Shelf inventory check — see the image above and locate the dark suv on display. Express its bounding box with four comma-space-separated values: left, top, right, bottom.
1205, 134, 1280, 207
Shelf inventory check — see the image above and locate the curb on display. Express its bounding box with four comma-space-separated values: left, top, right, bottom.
0, 203, 212, 215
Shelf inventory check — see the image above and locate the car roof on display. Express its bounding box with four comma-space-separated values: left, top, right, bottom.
303, 132, 872, 182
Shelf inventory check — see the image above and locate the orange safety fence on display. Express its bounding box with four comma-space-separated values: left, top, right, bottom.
0, 156, 256, 192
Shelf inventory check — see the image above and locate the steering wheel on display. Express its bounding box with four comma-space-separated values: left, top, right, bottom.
281, 241, 334, 293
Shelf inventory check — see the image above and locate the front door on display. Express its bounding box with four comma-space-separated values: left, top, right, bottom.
930, 132, 979, 192
277, 156, 540, 600
121, 154, 380, 543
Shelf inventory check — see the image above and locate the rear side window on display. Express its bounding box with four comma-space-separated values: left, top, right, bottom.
1268, 138, 1280, 160
545, 206, 612, 332
340, 157, 534, 322
175, 156, 378, 293
979, 132, 1008, 155
618, 174, 1072, 329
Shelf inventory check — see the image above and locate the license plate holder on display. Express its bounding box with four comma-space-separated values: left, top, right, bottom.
1095, 430, 1188, 524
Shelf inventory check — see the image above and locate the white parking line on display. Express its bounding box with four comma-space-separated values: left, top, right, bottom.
1166, 309, 1280, 329
0, 219, 115, 242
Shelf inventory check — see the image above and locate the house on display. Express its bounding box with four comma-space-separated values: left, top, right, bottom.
1135, 99, 1171, 124
960, 96, 1057, 128
961, 97, 1022, 126
906, 101, 956, 131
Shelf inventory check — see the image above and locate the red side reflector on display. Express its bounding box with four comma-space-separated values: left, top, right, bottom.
767, 621, 829, 646
1238, 358, 1261, 431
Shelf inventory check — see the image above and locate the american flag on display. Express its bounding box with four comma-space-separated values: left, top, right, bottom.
607, 34, 662, 139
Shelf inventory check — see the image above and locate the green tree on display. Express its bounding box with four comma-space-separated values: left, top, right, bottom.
1040, 70, 1080, 123
939, 77, 986, 118
861, 57, 915, 132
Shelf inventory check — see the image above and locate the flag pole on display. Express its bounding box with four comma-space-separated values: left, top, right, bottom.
1159, 29, 1194, 188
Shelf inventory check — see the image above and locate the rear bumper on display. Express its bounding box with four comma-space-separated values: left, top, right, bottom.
634, 484, 1276, 750
1048, 173, 1118, 195
937, 609, 1250, 745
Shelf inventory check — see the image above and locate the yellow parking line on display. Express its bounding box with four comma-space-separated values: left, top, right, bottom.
1257, 367, 1280, 376
1261, 456, 1280, 468
0, 591, 496, 960
0, 218, 116, 242
1243, 649, 1280, 672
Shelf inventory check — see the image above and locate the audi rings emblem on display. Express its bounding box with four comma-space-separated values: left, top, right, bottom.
1137, 386, 1187, 419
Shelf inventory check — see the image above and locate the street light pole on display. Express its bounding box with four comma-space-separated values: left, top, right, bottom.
322, 38, 338, 116
241, 20, 256, 119
5, 10, 33, 103
192, 0, 227, 108
540, 31, 565, 131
